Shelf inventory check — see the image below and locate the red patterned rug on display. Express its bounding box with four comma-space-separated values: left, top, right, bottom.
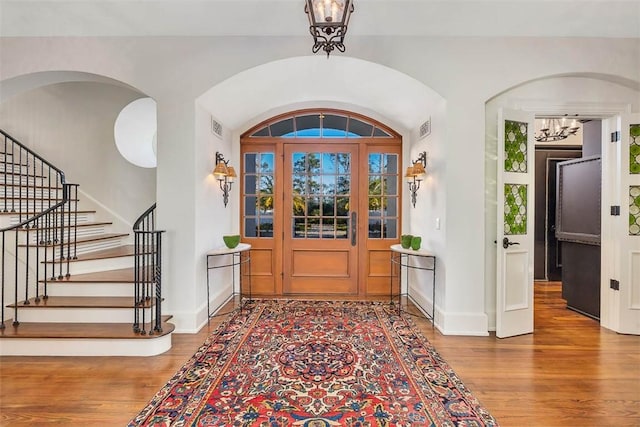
130, 300, 498, 426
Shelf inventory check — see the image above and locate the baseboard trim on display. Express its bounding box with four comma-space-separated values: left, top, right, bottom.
0, 335, 172, 356
439, 311, 490, 336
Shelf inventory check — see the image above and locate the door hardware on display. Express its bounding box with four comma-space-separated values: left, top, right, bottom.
502, 237, 520, 249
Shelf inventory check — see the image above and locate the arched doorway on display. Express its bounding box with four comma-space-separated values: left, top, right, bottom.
240, 109, 402, 297
484, 74, 640, 335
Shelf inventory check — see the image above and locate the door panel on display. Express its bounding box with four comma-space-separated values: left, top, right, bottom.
241, 145, 282, 295
496, 108, 535, 338
283, 144, 359, 294
617, 114, 640, 334
362, 146, 402, 295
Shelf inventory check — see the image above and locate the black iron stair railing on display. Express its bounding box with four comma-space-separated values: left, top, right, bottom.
133, 203, 164, 335
0, 129, 79, 329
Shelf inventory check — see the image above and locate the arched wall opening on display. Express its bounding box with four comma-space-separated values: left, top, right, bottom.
0, 70, 156, 227
484, 73, 640, 332
193, 56, 448, 328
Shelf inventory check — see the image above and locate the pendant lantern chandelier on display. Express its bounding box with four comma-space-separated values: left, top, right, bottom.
535, 116, 580, 142
305, 0, 354, 57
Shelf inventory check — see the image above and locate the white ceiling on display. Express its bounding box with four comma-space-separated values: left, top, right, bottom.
1, 0, 639, 38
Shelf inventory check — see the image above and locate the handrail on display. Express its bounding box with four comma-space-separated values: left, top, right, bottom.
0, 129, 66, 180
133, 202, 156, 230
0, 130, 79, 329
133, 203, 165, 335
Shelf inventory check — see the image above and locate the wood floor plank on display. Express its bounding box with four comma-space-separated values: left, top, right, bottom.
0, 283, 638, 426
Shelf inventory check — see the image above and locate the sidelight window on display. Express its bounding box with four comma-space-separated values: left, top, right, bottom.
244, 152, 275, 238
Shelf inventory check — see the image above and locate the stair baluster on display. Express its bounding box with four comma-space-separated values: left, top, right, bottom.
1, 233, 4, 328
133, 203, 164, 335
0, 129, 75, 328
2, 136, 6, 212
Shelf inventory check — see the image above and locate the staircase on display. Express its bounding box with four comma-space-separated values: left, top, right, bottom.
0, 129, 173, 356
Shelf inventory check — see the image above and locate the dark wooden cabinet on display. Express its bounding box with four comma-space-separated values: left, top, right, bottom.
556, 155, 601, 319
561, 242, 600, 319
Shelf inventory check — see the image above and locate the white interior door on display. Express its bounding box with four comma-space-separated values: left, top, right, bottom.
617, 114, 640, 334
496, 108, 535, 338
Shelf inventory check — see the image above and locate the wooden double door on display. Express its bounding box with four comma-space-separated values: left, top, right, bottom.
240, 140, 401, 297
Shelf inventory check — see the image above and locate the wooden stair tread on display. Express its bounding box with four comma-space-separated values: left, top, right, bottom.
9, 296, 154, 309
43, 245, 151, 263
41, 267, 146, 283
0, 320, 174, 339
20, 232, 128, 248
18, 221, 113, 231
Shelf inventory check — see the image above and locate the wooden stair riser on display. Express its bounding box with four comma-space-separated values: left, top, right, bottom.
15, 307, 155, 324
45, 282, 135, 298
0, 186, 63, 199
18, 236, 129, 257
0, 163, 41, 174
17, 224, 110, 245
0, 175, 47, 186
0, 211, 95, 228
0, 276, 97, 303
47, 256, 135, 276
0, 335, 172, 356
0, 199, 77, 210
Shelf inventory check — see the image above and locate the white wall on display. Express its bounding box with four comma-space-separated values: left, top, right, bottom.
484, 76, 640, 330
405, 97, 447, 325
1, 35, 638, 335
194, 103, 235, 330
0, 81, 156, 226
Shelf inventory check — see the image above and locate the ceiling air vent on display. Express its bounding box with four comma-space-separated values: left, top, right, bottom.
211, 117, 223, 139
419, 118, 431, 139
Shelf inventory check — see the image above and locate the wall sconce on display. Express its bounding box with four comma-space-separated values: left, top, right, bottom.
213, 152, 236, 207
405, 151, 427, 208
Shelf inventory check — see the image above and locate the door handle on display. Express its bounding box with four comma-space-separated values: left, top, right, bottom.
351, 212, 357, 246
502, 237, 520, 249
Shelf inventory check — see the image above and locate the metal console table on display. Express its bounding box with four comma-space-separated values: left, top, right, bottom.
390, 244, 436, 326
206, 243, 252, 321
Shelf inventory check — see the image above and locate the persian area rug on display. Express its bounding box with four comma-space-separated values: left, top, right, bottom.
130, 300, 498, 426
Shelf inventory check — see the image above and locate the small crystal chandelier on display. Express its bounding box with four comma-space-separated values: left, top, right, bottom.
305, 0, 354, 57
535, 115, 580, 142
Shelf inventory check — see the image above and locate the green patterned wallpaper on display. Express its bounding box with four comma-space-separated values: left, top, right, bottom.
630, 124, 640, 175
631, 186, 640, 236
504, 120, 528, 173
504, 184, 527, 235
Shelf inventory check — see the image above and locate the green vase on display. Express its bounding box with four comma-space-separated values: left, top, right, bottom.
410, 236, 421, 250
401, 234, 413, 249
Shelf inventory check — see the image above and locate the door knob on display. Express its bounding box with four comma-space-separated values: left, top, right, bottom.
502, 237, 520, 249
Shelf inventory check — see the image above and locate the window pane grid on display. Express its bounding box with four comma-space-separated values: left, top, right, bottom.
368, 153, 398, 239
292, 151, 351, 239
244, 152, 275, 238
249, 113, 393, 138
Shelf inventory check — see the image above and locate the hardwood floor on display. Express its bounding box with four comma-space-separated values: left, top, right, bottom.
1, 282, 639, 426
